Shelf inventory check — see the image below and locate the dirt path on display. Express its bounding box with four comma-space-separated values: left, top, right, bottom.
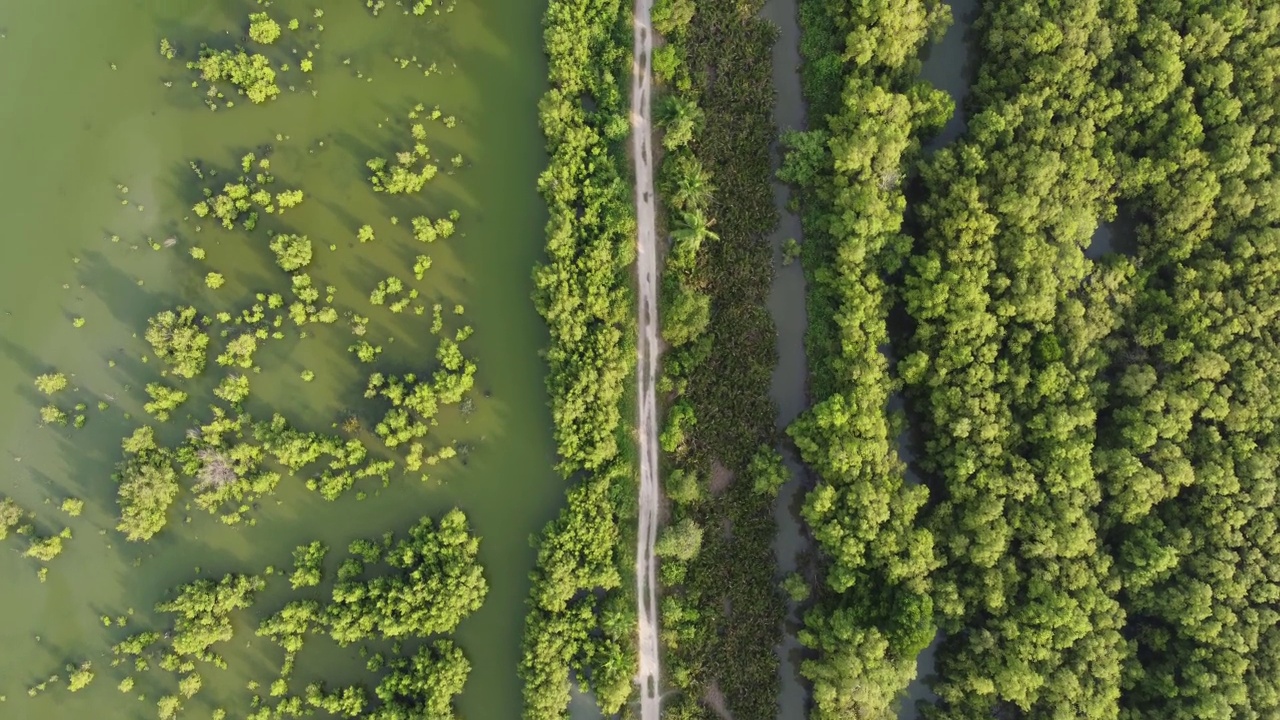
630, 0, 661, 717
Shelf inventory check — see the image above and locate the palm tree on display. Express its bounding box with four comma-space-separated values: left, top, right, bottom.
670, 207, 718, 271
660, 95, 705, 151
664, 153, 715, 213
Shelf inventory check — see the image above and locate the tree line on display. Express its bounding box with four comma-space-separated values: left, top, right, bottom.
781, 0, 951, 717
520, 0, 638, 716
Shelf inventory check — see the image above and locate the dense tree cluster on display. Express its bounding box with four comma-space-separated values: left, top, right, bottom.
145, 306, 209, 379
188, 46, 280, 105
521, 0, 638, 716
115, 426, 181, 542
781, 0, 950, 716
156, 573, 267, 659
786, 0, 1280, 715
892, 0, 1138, 714
326, 509, 487, 644
648, 0, 788, 715
289, 541, 327, 589
1095, 3, 1280, 716
814, 0, 1280, 714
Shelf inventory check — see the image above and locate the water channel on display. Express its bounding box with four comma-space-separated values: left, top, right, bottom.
760, 0, 811, 716
0, 1, 557, 717
897, 0, 981, 716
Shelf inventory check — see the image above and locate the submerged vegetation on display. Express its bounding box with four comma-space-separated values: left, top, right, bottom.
13, 1, 514, 716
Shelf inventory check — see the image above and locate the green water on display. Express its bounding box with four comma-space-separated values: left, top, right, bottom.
0, 0, 555, 717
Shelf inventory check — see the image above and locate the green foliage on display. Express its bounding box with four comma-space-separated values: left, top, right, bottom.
289, 541, 327, 589
247, 12, 281, 45
659, 279, 709, 348
522, 5, 641, 709
530, 0, 634, 478
39, 404, 67, 426
34, 372, 68, 395
143, 383, 188, 422
178, 672, 201, 699
145, 306, 209, 378
156, 573, 266, 657
652, 0, 695, 38
659, 400, 696, 454
0, 496, 25, 540
521, 478, 629, 719
59, 498, 84, 517
157, 696, 181, 720
368, 275, 406, 306
369, 640, 470, 719
367, 107, 447, 194
205, 272, 225, 289
192, 157, 302, 230
1083, 3, 1280, 717
664, 468, 702, 506
746, 444, 787, 498
216, 332, 258, 369
413, 254, 432, 279
781, 572, 809, 603
782, 0, 953, 714
213, 374, 250, 405
781, 237, 800, 266
363, 351, 475, 460
648, 0, 791, 715
349, 340, 382, 364
661, 152, 715, 218
23, 534, 65, 562
658, 96, 703, 151
269, 233, 312, 272
188, 47, 279, 104
326, 510, 486, 644
116, 436, 179, 542
655, 518, 703, 562
411, 215, 455, 243
66, 662, 94, 692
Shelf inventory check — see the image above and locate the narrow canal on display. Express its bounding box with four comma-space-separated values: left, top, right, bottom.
760, 0, 810, 715
899, 0, 980, 717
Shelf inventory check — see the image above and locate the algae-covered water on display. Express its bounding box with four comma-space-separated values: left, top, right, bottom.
0, 1, 555, 717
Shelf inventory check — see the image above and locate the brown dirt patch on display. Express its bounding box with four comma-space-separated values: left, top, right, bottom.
709, 461, 733, 496
703, 681, 734, 720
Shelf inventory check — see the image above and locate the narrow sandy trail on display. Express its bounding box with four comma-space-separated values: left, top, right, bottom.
630, 0, 661, 716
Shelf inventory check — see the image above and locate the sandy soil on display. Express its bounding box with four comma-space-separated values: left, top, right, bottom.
630, 0, 661, 718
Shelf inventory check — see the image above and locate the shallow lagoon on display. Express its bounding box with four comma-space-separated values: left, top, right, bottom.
0, 1, 558, 717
